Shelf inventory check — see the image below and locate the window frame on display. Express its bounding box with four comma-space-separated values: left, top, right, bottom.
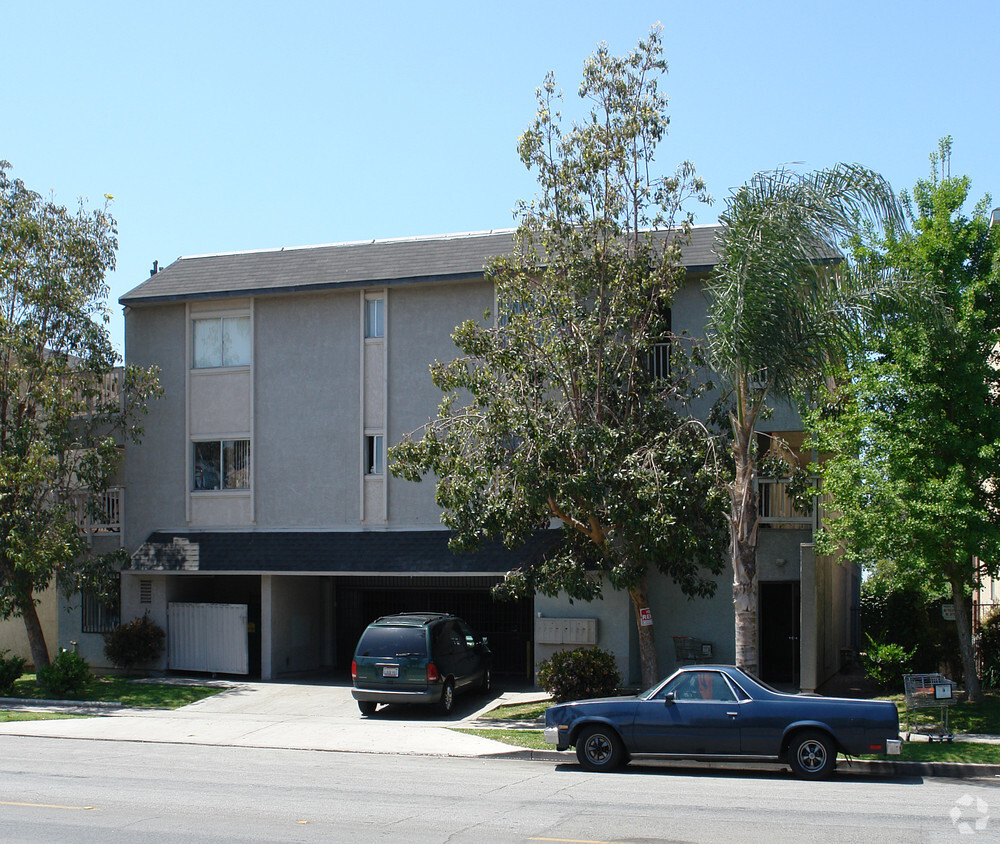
191, 314, 252, 369
192, 438, 251, 492
364, 296, 384, 339
365, 434, 385, 475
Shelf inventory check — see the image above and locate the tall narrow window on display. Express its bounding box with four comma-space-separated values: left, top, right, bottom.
365, 297, 384, 339
193, 315, 251, 368
193, 439, 251, 490
365, 435, 384, 475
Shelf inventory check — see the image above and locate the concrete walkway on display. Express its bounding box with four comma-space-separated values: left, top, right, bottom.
2, 679, 1000, 779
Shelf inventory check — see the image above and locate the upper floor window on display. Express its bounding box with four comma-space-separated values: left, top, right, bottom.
365, 434, 384, 475
193, 439, 250, 490
193, 316, 251, 368
365, 297, 384, 339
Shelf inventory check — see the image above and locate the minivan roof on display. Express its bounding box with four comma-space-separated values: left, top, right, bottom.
372, 612, 455, 627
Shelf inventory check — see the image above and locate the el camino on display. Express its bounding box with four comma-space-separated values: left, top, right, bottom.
544, 664, 901, 779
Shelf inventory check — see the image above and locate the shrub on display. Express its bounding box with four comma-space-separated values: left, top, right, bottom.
861, 635, 915, 692
536, 647, 621, 702
103, 613, 165, 672
37, 649, 91, 698
0, 649, 27, 696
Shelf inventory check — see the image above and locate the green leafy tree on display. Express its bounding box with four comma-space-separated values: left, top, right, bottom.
0, 160, 161, 669
705, 164, 907, 675
390, 29, 728, 688
811, 139, 1000, 700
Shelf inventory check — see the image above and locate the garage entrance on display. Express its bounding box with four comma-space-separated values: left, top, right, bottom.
334, 575, 533, 680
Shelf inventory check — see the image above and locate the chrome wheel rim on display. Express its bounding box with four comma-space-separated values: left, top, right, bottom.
442, 685, 454, 710
797, 739, 827, 772
585, 733, 612, 765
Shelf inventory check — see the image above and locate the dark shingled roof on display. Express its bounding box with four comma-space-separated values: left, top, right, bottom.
130, 530, 562, 575
120, 226, 726, 306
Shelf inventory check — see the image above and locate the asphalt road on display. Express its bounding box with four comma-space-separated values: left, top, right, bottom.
1, 735, 998, 843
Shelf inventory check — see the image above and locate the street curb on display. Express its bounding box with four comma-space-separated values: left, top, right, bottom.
0, 696, 122, 710
479, 747, 1000, 779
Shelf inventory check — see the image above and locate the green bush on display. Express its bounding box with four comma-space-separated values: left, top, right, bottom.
862, 635, 915, 691
536, 647, 621, 702
0, 649, 27, 696
37, 649, 91, 697
103, 613, 165, 672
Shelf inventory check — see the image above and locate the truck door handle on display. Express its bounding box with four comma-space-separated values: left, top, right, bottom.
727, 711, 738, 718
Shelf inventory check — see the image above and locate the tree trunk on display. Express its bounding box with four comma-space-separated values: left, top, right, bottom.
731, 415, 760, 676
20, 597, 51, 671
629, 575, 659, 689
949, 577, 982, 703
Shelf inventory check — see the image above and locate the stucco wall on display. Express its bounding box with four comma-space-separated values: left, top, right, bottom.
124, 304, 188, 545
0, 583, 58, 668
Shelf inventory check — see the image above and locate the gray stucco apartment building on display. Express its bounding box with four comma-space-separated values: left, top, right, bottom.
65, 226, 856, 690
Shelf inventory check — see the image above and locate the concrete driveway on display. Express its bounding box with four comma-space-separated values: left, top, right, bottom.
0, 678, 555, 760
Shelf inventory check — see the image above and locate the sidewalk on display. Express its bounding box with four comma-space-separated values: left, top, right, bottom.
2, 679, 999, 779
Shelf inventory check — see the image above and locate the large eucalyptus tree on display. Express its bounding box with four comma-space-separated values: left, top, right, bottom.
705, 164, 906, 675
391, 29, 728, 688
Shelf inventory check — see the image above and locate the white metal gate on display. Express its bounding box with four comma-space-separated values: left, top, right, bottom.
168, 602, 249, 675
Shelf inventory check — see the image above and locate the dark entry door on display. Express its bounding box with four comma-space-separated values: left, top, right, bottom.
759, 581, 800, 686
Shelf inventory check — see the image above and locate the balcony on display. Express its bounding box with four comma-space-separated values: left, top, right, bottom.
758, 477, 818, 529
69, 487, 123, 544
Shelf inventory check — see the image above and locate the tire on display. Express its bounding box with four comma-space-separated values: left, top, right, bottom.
437, 680, 456, 715
575, 725, 626, 772
480, 666, 492, 694
358, 700, 377, 716
788, 730, 836, 780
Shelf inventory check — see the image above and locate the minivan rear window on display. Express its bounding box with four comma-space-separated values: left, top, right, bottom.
356, 626, 426, 658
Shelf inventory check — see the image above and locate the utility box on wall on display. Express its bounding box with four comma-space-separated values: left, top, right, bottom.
535, 617, 598, 646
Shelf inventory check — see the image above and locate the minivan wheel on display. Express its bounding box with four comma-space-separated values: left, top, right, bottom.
438, 680, 456, 715
480, 666, 492, 694
358, 701, 377, 716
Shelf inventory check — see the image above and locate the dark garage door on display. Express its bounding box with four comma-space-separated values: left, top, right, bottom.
335, 576, 533, 680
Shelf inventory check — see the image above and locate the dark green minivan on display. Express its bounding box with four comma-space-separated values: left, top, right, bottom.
351, 613, 492, 716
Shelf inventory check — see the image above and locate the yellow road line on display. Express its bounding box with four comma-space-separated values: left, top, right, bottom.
529, 838, 623, 844
0, 800, 97, 811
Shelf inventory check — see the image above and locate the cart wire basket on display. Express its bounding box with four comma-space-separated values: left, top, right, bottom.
902, 673, 956, 741
673, 636, 713, 664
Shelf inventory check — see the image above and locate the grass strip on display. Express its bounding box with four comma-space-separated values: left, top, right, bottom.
0, 711, 84, 723
480, 701, 549, 721
452, 728, 549, 750
10, 676, 223, 710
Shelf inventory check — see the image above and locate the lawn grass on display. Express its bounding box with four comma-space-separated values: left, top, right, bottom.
453, 728, 549, 750
8, 675, 223, 709
480, 701, 549, 721
0, 711, 83, 723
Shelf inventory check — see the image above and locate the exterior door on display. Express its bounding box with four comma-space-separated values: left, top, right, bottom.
760, 581, 801, 686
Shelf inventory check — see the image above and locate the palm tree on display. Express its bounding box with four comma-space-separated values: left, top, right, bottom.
705, 164, 906, 676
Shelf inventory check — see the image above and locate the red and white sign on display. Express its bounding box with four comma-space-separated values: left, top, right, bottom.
639, 607, 653, 627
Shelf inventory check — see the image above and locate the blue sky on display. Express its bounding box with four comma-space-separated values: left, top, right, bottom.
4, 1, 998, 352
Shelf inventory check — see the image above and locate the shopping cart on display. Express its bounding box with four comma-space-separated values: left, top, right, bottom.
902, 673, 956, 741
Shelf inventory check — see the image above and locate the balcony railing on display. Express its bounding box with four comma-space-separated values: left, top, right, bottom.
69, 487, 123, 543
758, 477, 817, 529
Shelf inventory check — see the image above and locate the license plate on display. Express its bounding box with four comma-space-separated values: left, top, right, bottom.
382, 665, 399, 678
